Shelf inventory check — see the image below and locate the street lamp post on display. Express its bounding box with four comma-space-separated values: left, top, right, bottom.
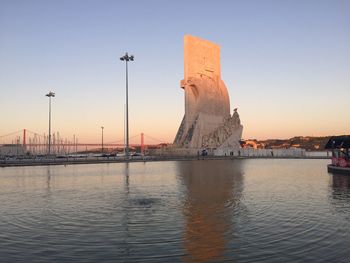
45, 91, 55, 156
120, 52, 134, 159
101, 126, 104, 154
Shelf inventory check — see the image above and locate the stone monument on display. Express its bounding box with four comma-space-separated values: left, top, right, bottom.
174, 35, 243, 153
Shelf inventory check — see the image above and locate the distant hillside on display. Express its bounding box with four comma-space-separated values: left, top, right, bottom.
244, 136, 346, 151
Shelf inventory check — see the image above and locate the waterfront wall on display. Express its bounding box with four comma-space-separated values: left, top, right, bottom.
151, 147, 200, 157
151, 146, 306, 158
214, 147, 306, 157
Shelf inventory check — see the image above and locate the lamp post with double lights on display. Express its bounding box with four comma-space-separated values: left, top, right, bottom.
120, 52, 134, 159
45, 91, 55, 156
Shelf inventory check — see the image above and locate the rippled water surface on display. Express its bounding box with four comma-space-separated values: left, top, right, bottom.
0, 159, 349, 262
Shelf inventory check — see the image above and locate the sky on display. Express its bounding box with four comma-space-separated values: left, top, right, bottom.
0, 0, 349, 144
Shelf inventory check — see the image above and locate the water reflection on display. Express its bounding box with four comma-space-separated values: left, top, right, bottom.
177, 160, 244, 262
121, 163, 131, 258
330, 172, 350, 203
124, 162, 130, 194
331, 173, 350, 189
46, 167, 51, 192
329, 173, 350, 222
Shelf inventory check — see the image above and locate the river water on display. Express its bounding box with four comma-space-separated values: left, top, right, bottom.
0, 159, 349, 262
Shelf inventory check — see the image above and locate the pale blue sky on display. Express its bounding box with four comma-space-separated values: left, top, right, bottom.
1, 0, 349, 143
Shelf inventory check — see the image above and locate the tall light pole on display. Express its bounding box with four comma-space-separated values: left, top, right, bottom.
45, 91, 55, 156
120, 52, 134, 159
101, 126, 104, 154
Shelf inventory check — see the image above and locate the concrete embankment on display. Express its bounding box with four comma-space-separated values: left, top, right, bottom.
0, 154, 330, 167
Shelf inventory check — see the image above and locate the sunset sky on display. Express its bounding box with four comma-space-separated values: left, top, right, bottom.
1, 0, 349, 144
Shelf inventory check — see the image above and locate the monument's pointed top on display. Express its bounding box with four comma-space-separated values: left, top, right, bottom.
183, 34, 221, 79
184, 34, 220, 47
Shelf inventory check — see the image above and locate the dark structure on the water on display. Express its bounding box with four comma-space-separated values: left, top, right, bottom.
325, 135, 350, 174
325, 136, 350, 149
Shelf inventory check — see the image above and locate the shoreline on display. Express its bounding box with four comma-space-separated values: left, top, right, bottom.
0, 155, 330, 168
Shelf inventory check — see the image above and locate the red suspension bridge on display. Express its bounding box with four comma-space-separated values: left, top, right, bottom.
0, 129, 170, 155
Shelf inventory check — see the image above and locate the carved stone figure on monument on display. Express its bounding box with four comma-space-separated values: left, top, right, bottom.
232, 108, 241, 126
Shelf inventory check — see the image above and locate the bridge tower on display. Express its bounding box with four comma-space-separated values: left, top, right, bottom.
141, 133, 144, 154
23, 129, 26, 150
